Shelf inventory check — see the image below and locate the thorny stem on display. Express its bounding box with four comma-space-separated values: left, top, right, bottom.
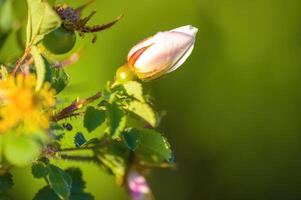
53, 91, 102, 121
12, 36, 36, 76
12, 46, 32, 76
58, 146, 95, 152
60, 154, 97, 162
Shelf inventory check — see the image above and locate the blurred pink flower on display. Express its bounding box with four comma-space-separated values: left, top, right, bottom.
127, 171, 153, 200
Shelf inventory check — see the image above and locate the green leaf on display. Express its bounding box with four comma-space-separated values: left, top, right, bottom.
33, 186, 59, 200
26, 0, 61, 44
84, 106, 106, 132
44, 57, 53, 83
123, 81, 144, 102
125, 100, 157, 127
34, 168, 94, 200
31, 45, 46, 90
0, 0, 13, 33
50, 68, 69, 94
69, 193, 94, 200
74, 132, 86, 148
65, 168, 85, 193
96, 140, 129, 179
106, 104, 126, 137
0, 172, 13, 192
3, 134, 41, 167
32, 161, 48, 179
123, 128, 173, 163
47, 164, 72, 200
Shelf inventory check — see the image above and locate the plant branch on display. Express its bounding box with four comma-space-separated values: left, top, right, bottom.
60, 154, 97, 162
12, 36, 36, 76
53, 91, 102, 121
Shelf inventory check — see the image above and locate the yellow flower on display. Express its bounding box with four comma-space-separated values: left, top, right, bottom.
0, 74, 55, 134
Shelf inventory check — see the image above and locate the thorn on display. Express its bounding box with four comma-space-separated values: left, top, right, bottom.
82, 14, 124, 33
75, 0, 96, 16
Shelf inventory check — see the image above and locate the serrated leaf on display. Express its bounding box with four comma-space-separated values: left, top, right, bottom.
3, 134, 41, 167
33, 186, 59, 200
96, 140, 129, 178
47, 164, 72, 200
74, 132, 86, 148
123, 81, 144, 102
0, 172, 13, 192
125, 100, 157, 127
65, 168, 85, 193
123, 128, 172, 163
69, 193, 94, 200
31, 45, 46, 90
84, 106, 105, 132
26, 0, 61, 44
106, 104, 126, 137
34, 168, 94, 200
50, 68, 69, 94
32, 161, 48, 178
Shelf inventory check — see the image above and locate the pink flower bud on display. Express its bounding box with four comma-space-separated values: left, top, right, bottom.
127, 25, 198, 80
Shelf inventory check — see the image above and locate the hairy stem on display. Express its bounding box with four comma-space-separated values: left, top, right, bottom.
60, 154, 97, 162
53, 91, 102, 121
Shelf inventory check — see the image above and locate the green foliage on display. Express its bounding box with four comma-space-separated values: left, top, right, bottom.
47, 164, 72, 199
33, 186, 60, 200
31, 45, 46, 90
106, 103, 127, 137
123, 81, 145, 102
33, 167, 94, 200
0, 0, 176, 199
50, 67, 69, 93
126, 100, 157, 127
0, 172, 13, 192
74, 132, 86, 147
84, 106, 105, 133
32, 161, 49, 178
26, 0, 61, 44
95, 139, 129, 179
123, 128, 173, 163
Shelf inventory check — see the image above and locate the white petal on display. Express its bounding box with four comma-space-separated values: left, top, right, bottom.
170, 25, 198, 37
127, 36, 156, 61
167, 42, 195, 73
134, 31, 194, 74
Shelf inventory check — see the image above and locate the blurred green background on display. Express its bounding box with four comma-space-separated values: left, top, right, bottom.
2, 0, 301, 199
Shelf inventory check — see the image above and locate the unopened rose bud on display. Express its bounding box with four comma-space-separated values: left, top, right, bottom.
127, 25, 198, 80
